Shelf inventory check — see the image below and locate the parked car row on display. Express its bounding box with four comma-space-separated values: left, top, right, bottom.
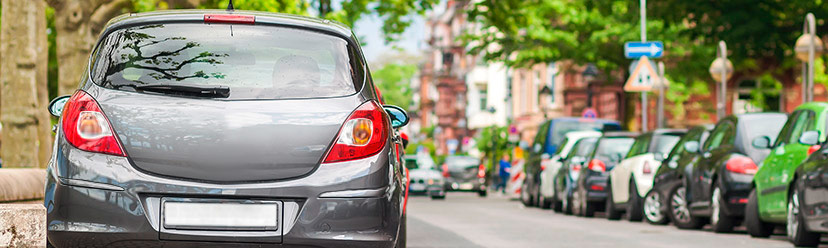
403, 153, 488, 200
522, 103, 828, 247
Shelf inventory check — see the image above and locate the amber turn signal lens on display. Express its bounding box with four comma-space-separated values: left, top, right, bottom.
352, 119, 372, 145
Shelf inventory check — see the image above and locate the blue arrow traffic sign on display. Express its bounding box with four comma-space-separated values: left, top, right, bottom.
624, 41, 664, 59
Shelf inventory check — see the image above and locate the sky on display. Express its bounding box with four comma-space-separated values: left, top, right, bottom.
353, 13, 427, 63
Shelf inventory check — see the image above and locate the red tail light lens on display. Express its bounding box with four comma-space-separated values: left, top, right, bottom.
642, 161, 652, 174
442, 163, 450, 177
588, 159, 606, 172
590, 184, 605, 191
203, 14, 255, 24
322, 101, 388, 163
61, 91, 125, 156
572, 164, 582, 172
807, 145, 821, 156
725, 156, 758, 174
478, 164, 486, 178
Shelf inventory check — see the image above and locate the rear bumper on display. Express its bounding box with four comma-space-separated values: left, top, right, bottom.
445, 178, 486, 192
584, 174, 609, 202
720, 172, 753, 217
46, 139, 402, 247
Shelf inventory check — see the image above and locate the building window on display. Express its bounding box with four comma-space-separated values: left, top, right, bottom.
479, 87, 488, 111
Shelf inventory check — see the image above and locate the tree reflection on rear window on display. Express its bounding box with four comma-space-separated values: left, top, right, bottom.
91, 23, 357, 99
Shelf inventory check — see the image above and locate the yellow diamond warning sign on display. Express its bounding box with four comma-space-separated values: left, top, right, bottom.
624, 56, 658, 92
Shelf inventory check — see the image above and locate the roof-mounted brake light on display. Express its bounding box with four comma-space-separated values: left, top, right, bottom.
204, 14, 255, 24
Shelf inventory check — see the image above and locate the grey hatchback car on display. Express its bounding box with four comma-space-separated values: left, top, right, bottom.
44, 10, 410, 248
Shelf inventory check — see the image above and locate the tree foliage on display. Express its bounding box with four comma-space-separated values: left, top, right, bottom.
372, 63, 417, 108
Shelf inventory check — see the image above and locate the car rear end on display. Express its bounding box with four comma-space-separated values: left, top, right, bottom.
580, 133, 637, 203
46, 11, 405, 247
719, 113, 787, 216
633, 130, 685, 197
443, 156, 486, 193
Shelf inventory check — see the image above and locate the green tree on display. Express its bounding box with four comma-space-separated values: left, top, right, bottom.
372, 63, 417, 108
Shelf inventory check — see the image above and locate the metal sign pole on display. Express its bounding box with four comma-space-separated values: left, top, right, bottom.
807, 13, 816, 103
657, 62, 665, 128
718, 41, 727, 120
640, 0, 647, 132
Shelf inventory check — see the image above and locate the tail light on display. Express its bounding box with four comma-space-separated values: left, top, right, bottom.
478, 164, 486, 178
322, 101, 388, 163
61, 91, 125, 156
725, 156, 758, 174
642, 161, 652, 174
807, 145, 821, 156
588, 159, 606, 172
590, 184, 605, 191
442, 163, 450, 178
572, 164, 582, 172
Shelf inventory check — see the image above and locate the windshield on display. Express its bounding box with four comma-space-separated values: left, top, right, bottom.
445, 156, 480, 169
405, 154, 436, 170
91, 23, 357, 99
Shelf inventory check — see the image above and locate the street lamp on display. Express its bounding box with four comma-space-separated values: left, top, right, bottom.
709, 41, 733, 120
794, 13, 824, 103
582, 64, 599, 108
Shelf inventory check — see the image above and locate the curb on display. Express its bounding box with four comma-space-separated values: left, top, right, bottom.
0, 204, 46, 247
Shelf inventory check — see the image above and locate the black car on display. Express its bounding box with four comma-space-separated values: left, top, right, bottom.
649, 125, 712, 228
442, 155, 487, 196
572, 132, 637, 217
553, 137, 599, 214
683, 113, 787, 233
791, 137, 828, 247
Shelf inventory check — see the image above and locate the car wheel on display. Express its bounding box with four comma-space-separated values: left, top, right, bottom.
521, 180, 534, 207
745, 188, 773, 237
478, 190, 487, 197
668, 186, 705, 229
395, 214, 407, 248
552, 196, 563, 212
710, 183, 735, 233
787, 187, 820, 247
627, 181, 643, 222
644, 190, 668, 225
583, 196, 597, 217
572, 188, 583, 216
430, 193, 446, 200
606, 182, 623, 220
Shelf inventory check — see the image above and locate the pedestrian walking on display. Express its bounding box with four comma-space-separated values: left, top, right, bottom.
497, 154, 511, 193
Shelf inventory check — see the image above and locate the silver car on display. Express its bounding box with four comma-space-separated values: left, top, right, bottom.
44, 10, 409, 248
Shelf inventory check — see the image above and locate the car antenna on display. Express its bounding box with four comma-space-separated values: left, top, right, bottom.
227, 0, 234, 11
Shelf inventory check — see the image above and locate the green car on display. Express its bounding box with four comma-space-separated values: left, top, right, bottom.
746, 102, 828, 237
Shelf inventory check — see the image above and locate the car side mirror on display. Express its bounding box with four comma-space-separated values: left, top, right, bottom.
48, 95, 71, 117
383, 105, 409, 128
800, 130, 821, 146
684, 141, 699, 154
751, 136, 772, 149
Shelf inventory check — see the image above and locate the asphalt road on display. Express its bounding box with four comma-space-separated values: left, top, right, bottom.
407, 192, 809, 248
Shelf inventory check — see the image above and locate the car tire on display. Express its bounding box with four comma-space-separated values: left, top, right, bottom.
745, 188, 773, 238
539, 193, 552, 209
583, 198, 597, 217
710, 183, 735, 233
572, 188, 583, 216
521, 180, 534, 207
430, 193, 446, 200
644, 190, 668, 225
552, 196, 563, 212
395, 214, 407, 248
478, 190, 487, 197
788, 186, 820, 247
606, 182, 623, 220
563, 194, 573, 215
668, 186, 705, 229
627, 181, 644, 222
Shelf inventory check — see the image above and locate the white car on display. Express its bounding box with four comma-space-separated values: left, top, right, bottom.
607, 129, 685, 223
537, 131, 601, 209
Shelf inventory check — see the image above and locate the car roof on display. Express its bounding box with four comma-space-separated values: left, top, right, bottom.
549, 117, 620, 124
602, 131, 639, 138
731, 112, 787, 122
102, 10, 354, 41
795, 102, 828, 113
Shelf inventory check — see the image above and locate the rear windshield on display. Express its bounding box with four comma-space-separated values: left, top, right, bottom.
550, 121, 614, 148
649, 134, 682, 155
593, 137, 635, 163
91, 23, 358, 99
445, 156, 479, 169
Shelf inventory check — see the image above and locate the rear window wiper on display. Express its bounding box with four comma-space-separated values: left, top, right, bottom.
134, 84, 230, 98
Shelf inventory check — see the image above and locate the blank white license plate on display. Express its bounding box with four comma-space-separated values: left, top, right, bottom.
163, 201, 279, 230
460, 183, 474, 190
411, 184, 426, 191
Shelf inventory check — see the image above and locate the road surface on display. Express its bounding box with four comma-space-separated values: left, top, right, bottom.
407, 192, 805, 248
